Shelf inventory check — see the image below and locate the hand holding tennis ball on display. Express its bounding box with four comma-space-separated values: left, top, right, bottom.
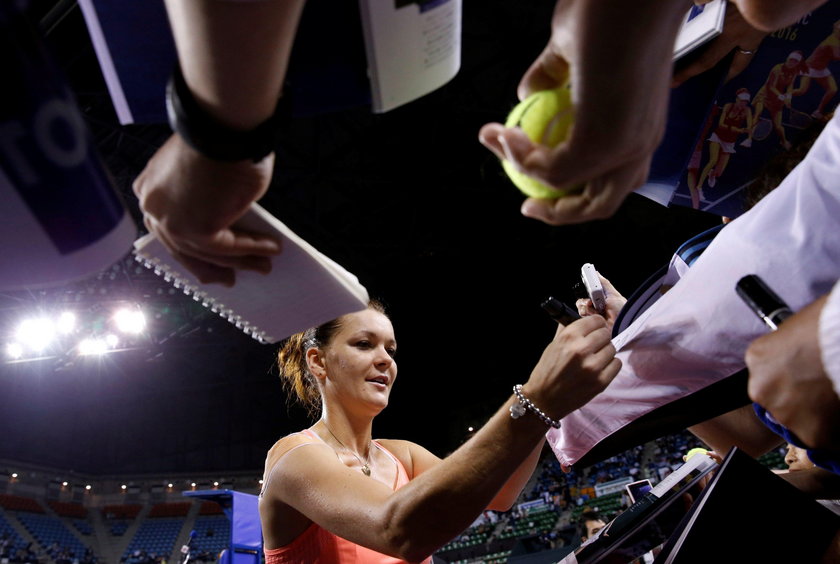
502, 84, 577, 199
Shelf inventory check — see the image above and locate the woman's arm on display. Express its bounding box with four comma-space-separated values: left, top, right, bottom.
767, 66, 785, 98
382, 436, 547, 512
718, 103, 733, 131
486, 439, 546, 510
263, 317, 620, 561
744, 108, 754, 134
688, 404, 784, 457
777, 466, 840, 499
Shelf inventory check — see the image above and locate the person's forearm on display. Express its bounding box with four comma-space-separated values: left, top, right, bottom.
570, 0, 691, 136
163, 0, 305, 130
377, 319, 619, 559
381, 399, 553, 561
688, 404, 783, 457
778, 467, 840, 499
487, 438, 546, 511
768, 74, 783, 97
819, 281, 840, 395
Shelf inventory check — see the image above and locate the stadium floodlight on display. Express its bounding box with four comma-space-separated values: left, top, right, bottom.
57, 311, 76, 334
113, 307, 146, 334
16, 318, 55, 352
6, 342, 24, 360
105, 334, 119, 348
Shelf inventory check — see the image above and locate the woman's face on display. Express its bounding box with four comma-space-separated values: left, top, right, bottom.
784, 55, 800, 68
317, 308, 398, 413
785, 444, 812, 472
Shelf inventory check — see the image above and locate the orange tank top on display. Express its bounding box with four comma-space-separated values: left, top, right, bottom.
263, 430, 433, 564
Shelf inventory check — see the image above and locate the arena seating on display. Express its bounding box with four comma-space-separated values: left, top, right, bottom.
191, 514, 231, 559
122, 517, 184, 561
102, 504, 143, 536
16, 511, 90, 559
0, 511, 29, 556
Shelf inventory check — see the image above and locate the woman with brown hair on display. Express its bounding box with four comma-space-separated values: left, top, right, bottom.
259, 300, 619, 563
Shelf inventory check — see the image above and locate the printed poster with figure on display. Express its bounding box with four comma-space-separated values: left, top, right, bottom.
637, 1, 840, 219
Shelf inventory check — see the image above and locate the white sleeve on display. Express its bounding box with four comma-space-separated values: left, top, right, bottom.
819, 279, 840, 398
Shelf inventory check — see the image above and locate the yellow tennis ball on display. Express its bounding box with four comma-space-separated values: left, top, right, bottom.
684, 448, 710, 461
502, 85, 576, 199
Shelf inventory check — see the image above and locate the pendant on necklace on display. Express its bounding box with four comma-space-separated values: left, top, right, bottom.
361, 464, 371, 476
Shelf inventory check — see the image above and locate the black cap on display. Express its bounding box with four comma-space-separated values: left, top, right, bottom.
736, 275, 793, 328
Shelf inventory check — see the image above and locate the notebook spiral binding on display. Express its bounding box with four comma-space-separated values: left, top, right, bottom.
134, 253, 269, 344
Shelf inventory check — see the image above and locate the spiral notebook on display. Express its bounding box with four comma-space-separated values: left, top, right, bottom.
133, 204, 369, 344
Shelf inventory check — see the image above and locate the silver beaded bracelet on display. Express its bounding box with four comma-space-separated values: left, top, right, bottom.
509, 384, 562, 428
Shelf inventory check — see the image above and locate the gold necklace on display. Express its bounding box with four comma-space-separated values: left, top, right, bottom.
321, 422, 372, 476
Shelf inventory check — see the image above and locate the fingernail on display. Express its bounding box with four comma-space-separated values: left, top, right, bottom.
521, 200, 538, 218
498, 135, 514, 162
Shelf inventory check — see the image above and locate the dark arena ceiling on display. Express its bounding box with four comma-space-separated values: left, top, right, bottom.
0, 0, 720, 476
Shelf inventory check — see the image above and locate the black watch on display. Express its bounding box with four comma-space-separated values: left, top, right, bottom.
165, 62, 285, 162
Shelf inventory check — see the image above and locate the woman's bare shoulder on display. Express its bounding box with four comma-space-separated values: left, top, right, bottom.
374, 438, 415, 457
376, 438, 441, 479
264, 431, 327, 470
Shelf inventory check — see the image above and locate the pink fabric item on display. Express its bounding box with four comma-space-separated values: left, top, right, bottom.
548, 111, 840, 467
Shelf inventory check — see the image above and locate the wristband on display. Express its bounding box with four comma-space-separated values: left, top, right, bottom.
166, 62, 284, 162
509, 384, 562, 428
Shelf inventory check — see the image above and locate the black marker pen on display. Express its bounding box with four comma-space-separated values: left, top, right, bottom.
541, 296, 581, 325
736, 274, 794, 331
